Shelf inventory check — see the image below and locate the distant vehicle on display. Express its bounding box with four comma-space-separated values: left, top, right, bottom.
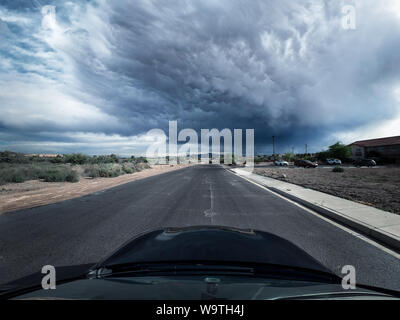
326, 158, 342, 165
294, 159, 318, 168
354, 159, 376, 167
274, 160, 289, 166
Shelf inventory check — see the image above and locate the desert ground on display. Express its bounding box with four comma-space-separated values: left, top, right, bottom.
0, 164, 191, 214
254, 166, 400, 214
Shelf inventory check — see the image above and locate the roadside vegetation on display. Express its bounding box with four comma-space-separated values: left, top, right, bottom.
255, 142, 352, 164
0, 151, 150, 185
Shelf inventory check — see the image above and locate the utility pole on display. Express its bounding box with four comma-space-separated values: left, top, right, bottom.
305, 144, 308, 155
272, 136, 275, 158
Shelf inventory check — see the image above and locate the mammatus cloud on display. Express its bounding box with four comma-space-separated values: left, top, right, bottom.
0, 0, 400, 155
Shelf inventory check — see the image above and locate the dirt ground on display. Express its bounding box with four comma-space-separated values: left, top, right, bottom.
254, 166, 400, 214
0, 164, 192, 214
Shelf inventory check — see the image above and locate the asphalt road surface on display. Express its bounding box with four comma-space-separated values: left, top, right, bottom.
0, 165, 399, 291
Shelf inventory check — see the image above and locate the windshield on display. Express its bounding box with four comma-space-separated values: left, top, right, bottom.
0, 0, 400, 305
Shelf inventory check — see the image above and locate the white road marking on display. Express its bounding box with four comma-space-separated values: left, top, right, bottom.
225, 168, 400, 260
204, 177, 217, 222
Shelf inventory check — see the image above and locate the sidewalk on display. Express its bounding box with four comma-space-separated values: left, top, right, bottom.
230, 167, 400, 251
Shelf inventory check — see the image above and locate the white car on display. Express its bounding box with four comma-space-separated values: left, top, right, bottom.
327, 158, 342, 165
274, 160, 289, 166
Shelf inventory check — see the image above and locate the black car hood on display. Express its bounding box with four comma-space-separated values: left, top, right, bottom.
96, 226, 330, 273
1, 226, 332, 295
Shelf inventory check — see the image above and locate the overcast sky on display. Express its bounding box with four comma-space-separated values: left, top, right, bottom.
1, 0, 400, 156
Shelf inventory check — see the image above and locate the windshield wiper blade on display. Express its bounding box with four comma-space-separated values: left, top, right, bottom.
90, 260, 340, 283
274, 291, 396, 300
90, 262, 256, 278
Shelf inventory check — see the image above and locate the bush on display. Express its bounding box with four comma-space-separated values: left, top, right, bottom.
0, 164, 45, 184
49, 156, 64, 164
84, 164, 124, 178
332, 166, 344, 173
43, 170, 64, 182
0, 152, 151, 184
0, 170, 27, 184
122, 165, 134, 174
65, 171, 79, 182
42, 168, 79, 182
11, 172, 26, 183
84, 165, 100, 178
0, 151, 29, 164
64, 153, 89, 165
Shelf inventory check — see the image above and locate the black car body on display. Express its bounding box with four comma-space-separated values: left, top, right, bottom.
1, 226, 398, 300
354, 159, 377, 167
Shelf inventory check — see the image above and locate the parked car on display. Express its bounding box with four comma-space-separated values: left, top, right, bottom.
294, 159, 318, 168
354, 159, 376, 167
326, 158, 342, 165
274, 160, 289, 166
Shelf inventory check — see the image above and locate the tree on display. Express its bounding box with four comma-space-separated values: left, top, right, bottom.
315, 150, 330, 162
282, 152, 295, 162
327, 142, 352, 161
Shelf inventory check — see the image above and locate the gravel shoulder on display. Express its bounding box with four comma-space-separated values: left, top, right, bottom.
254, 166, 400, 214
0, 164, 191, 214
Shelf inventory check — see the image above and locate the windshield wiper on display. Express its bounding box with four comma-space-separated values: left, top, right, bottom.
274, 291, 396, 300
89, 260, 340, 284
89, 262, 256, 278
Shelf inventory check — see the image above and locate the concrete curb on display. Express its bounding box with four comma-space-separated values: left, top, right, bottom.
228, 167, 400, 253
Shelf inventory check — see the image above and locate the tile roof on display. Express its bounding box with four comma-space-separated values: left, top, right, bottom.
349, 136, 400, 147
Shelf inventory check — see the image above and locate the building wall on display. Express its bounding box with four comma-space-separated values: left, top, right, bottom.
365, 144, 400, 157
351, 145, 365, 159
351, 144, 400, 165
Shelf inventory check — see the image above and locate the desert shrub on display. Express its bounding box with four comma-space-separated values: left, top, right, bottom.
11, 172, 26, 183
123, 167, 134, 174
0, 169, 26, 184
103, 165, 123, 177
65, 170, 79, 182
332, 166, 344, 173
84, 165, 100, 178
49, 156, 64, 164
64, 153, 89, 165
0, 163, 78, 184
43, 170, 64, 182
42, 167, 79, 182
122, 162, 138, 174
90, 154, 120, 164
0, 151, 32, 164
0, 164, 43, 184
137, 162, 151, 170
122, 165, 134, 174
84, 164, 124, 178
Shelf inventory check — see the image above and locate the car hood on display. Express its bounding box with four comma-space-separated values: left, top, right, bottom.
96, 226, 330, 274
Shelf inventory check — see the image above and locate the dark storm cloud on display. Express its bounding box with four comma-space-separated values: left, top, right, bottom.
1, 0, 400, 154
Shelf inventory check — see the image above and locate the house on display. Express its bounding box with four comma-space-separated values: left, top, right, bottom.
24, 153, 63, 158
349, 136, 400, 164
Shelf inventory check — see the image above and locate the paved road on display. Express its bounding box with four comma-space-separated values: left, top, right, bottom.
0, 165, 399, 290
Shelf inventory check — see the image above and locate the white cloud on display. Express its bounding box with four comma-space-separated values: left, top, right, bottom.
1, 0, 400, 154
2, 131, 167, 156
0, 75, 120, 131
